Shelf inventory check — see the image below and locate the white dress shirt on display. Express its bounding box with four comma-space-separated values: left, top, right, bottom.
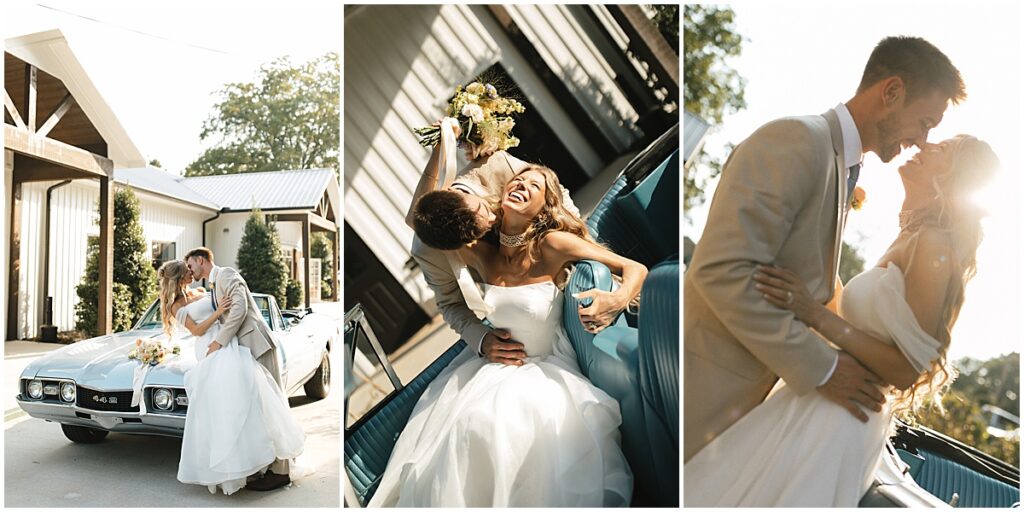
818, 103, 865, 386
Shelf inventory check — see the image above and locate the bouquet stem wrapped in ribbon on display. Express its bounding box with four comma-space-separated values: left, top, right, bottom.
128, 338, 181, 409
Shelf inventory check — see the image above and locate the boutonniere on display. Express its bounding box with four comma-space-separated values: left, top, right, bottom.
850, 186, 866, 211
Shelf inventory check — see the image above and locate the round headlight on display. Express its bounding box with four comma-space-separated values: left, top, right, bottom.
60, 382, 76, 403
153, 388, 174, 411
27, 380, 43, 399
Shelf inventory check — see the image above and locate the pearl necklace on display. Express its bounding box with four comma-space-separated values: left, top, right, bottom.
499, 231, 528, 248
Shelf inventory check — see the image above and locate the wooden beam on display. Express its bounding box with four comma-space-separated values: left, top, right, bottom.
3, 88, 26, 130
605, 5, 679, 101
97, 176, 114, 335
24, 64, 37, 132
274, 212, 336, 232
302, 215, 311, 308
4, 124, 113, 178
6, 178, 21, 339
487, 5, 618, 163
36, 93, 76, 139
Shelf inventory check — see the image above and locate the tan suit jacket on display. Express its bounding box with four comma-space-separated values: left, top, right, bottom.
684, 110, 851, 461
210, 266, 281, 386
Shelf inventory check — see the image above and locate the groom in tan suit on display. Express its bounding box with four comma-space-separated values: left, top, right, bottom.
684, 36, 965, 462
184, 247, 291, 491
406, 139, 582, 364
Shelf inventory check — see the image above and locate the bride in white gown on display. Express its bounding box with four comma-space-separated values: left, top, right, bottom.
156, 261, 306, 495
684, 135, 998, 506
369, 164, 648, 507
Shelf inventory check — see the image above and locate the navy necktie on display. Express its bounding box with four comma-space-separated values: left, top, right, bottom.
847, 163, 861, 204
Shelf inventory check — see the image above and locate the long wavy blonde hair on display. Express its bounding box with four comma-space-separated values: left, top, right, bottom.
493, 164, 595, 262
158, 260, 189, 340
894, 135, 999, 419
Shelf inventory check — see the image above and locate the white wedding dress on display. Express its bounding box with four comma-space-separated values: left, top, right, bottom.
175, 296, 306, 495
684, 262, 943, 506
368, 281, 633, 507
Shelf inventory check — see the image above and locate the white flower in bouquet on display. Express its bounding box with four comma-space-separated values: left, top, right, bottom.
461, 103, 485, 123
466, 82, 486, 95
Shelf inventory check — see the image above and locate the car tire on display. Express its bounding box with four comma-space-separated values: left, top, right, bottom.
304, 352, 330, 399
61, 424, 109, 444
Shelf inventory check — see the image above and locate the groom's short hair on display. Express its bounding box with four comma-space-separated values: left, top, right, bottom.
413, 190, 488, 250
858, 36, 966, 105
185, 246, 215, 263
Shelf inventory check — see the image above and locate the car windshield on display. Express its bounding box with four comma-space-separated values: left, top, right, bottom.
134, 295, 273, 331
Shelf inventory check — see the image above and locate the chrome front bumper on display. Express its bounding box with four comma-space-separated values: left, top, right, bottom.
16, 396, 185, 437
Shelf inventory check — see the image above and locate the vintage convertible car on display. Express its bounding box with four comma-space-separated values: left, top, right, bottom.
860, 420, 1019, 507
17, 293, 336, 444
344, 124, 680, 506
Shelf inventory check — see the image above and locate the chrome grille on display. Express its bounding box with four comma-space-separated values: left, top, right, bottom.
77, 386, 139, 413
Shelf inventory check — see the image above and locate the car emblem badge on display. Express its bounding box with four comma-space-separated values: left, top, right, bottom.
92, 395, 117, 404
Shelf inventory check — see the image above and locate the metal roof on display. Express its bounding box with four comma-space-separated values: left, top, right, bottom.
684, 109, 711, 168
182, 168, 336, 211
114, 168, 220, 210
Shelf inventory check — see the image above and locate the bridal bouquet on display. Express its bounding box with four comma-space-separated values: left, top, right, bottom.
128, 338, 181, 366
414, 81, 525, 153
129, 338, 181, 408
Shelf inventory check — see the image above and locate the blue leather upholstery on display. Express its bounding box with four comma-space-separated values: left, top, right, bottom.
564, 259, 665, 506
344, 340, 467, 506
637, 258, 680, 506
586, 149, 680, 269
898, 448, 1020, 507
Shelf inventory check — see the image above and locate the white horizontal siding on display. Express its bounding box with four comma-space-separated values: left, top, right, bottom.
505, 4, 642, 151
16, 179, 212, 337
345, 4, 639, 309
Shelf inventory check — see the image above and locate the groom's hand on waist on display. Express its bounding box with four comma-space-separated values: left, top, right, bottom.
481, 329, 526, 366
817, 352, 887, 422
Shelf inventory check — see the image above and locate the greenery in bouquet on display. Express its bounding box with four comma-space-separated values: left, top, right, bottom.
414, 81, 525, 154
128, 338, 181, 366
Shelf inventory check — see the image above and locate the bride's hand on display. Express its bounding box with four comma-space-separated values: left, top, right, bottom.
575, 289, 628, 334
754, 265, 825, 327
216, 296, 233, 315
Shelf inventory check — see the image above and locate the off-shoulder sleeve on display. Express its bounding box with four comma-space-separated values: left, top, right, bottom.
175, 306, 189, 327
872, 263, 943, 374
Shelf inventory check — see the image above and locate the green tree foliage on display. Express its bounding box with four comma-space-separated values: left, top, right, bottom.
237, 209, 289, 308
310, 232, 334, 299
915, 353, 1020, 466
286, 279, 304, 309
839, 241, 866, 284
648, 5, 679, 53
683, 5, 747, 218
186, 53, 339, 177
74, 188, 158, 335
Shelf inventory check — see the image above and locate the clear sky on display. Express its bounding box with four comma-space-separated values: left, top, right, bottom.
3, 0, 341, 174
686, 1, 1022, 361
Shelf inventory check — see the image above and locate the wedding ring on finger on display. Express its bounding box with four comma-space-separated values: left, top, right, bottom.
786, 291, 794, 304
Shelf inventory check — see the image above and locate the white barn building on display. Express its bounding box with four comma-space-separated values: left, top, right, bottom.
4, 30, 340, 341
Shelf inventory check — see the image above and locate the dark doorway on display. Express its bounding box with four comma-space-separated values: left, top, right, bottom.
477, 63, 589, 193
343, 222, 430, 354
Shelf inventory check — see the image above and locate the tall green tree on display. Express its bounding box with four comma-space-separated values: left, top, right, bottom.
186, 52, 339, 177
915, 353, 1020, 466
683, 4, 747, 218
237, 209, 289, 308
74, 188, 158, 336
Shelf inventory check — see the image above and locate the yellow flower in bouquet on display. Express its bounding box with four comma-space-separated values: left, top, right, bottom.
414, 81, 525, 152
851, 186, 866, 211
